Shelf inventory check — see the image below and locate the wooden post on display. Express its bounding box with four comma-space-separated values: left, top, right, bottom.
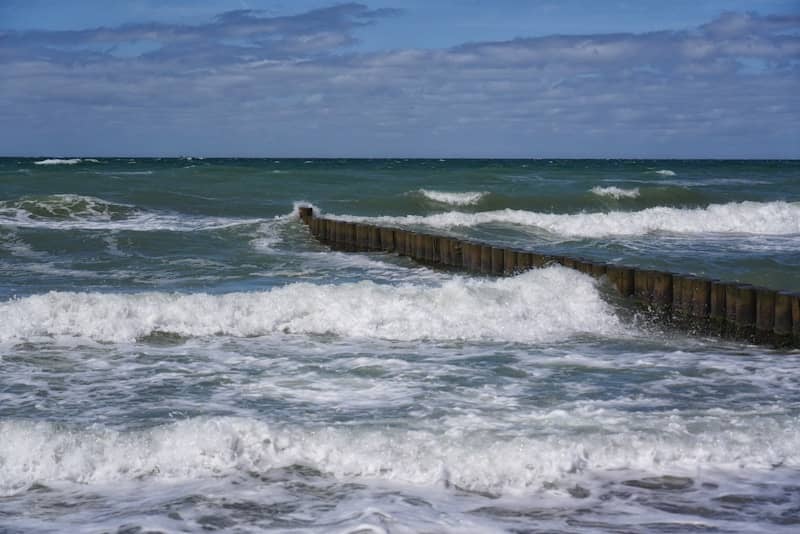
491, 248, 504, 275
634, 270, 652, 302
367, 225, 381, 250
504, 249, 517, 275
319, 218, 329, 245
298, 206, 312, 225
438, 237, 451, 265
735, 285, 757, 341
709, 281, 726, 334
651, 272, 673, 314
724, 283, 738, 338
355, 224, 368, 250
515, 252, 532, 273
480, 245, 492, 274
416, 233, 425, 261
394, 229, 407, 256
607, 266, 634, 297
530, 253, 549, 268
672, 275, 693, 323
591, 263, 607, 278
380, 228, 395, 252
690, 278, 711, 331
423, 234, 434, 263
451, 239, 465, 269
755, 288, 776, 344
773, 292, 792, 345
347, 222, 358, 252
577, 259, 594, 276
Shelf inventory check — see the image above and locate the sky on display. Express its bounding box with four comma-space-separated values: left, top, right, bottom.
0, 1, 798, 158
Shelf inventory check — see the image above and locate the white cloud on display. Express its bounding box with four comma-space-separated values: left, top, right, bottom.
0, 7, 797, 157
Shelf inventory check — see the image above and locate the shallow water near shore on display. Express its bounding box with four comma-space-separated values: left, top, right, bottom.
1, 158, 799, 532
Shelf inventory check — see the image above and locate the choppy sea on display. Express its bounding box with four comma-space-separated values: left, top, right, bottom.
1, 157, 799, 533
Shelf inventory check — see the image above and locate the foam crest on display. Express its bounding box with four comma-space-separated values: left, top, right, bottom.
335, 201, 800, 237
2, 415, 797, 496
33, 158, 99, 165
417, 189, 487, 206
0, 194, 136, 222
654, 169, 676, 176
0, 267, 621, 343
589, 186, 640, 199
0, 194, 265, 232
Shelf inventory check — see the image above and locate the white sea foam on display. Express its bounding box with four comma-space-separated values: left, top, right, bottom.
333, 201, 800, 237
654, 169, 676, 176
589, 186, 640, 199
0, 194, 135, 222
1, 414, 796, 497
417, 189, 488, 206
33, 158, 95, 165
0, 268, 622, 343
250, 221, 283, 252
0, 194, 267, 232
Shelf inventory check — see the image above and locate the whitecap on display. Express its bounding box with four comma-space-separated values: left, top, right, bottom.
332, 201, 800, 238
1, 414, 796, 497
33, 158, 83, 165
0, 267, 622, 344
417, 189, 488, 206
589, 186, 640, 199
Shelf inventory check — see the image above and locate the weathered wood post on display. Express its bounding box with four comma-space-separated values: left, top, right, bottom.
755, 288, 776, 344
380, 228, 395, 252
298, 206, 312, 225
735, 285, 757, 341
504, 249, 517, 274
491, 248, 504, 275
651, 272, 673, 315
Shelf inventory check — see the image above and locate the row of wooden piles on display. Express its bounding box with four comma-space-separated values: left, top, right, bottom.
298, 207, 799, 348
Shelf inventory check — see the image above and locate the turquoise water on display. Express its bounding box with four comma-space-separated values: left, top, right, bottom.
1, 157, 799, 532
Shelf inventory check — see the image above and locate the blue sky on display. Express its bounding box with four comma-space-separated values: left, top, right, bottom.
1, 1, 798, 157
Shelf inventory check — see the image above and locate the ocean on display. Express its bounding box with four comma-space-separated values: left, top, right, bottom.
0, 157, 799, 533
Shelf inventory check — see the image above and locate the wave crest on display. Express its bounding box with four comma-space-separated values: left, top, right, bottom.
335, 201, 800, 238
1, 415, 796, 496
417, 189, 487, 206
33, 158, 98, 165
0, 268, 621, 343
590, 186, 640, 199
0, 194, 137, 222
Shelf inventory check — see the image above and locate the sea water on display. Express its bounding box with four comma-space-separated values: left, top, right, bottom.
0, 158, 799, 532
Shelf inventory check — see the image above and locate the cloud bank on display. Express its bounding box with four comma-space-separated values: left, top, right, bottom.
1, 4, 798, 157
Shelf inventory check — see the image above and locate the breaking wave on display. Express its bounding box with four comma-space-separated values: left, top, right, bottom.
0, 194, 275, 232
654, 169, 676, 176
1, 415, 796, 497
589, 186, 640, 199
0, 268, 621, 343
0, 194, 137, 222
416, 189, 488, 206
33, 158, 99, 165
333, 201, 800, 238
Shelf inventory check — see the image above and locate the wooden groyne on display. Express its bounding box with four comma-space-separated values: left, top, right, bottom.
298, 207, 799, 348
